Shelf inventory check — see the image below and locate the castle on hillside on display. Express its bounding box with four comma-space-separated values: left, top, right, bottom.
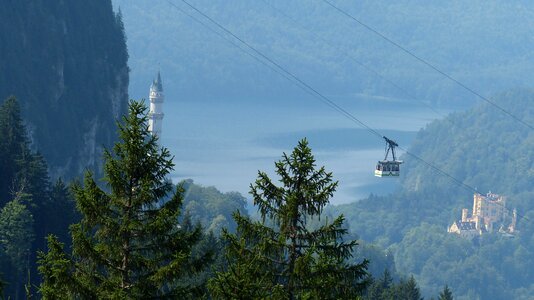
148, 71, 164, 137
448, 192, 517, 239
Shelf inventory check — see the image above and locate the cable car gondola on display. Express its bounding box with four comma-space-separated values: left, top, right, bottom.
375, 136, 403, 177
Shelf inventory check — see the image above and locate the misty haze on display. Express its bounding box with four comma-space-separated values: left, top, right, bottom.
0, 1, 532, 299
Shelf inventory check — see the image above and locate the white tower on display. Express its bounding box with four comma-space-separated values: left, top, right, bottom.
148, 71, 164, 137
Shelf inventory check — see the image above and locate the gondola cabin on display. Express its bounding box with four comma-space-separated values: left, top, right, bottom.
375, 160, 403, 177
375, 136, 403, 178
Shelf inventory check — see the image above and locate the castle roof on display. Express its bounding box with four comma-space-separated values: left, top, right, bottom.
454, 220, 476, 231
151, 71, 163, 92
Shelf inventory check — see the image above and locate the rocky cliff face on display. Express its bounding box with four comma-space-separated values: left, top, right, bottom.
0, 0, 129, 178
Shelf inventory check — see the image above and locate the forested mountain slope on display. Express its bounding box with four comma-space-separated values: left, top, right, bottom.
0, 97, 79, 298
180, 179, 248, 234
333, 89, 534, 299
0, 0, 128, 178
114, 0, 532, 108
403, 89, 534, 197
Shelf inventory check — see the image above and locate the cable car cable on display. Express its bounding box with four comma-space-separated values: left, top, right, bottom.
400, 145, 531, 223
165, 1, 370, 134
321, 0, 534, 131
175, 0, 385, 140
165, 0, 530, 224
164, 2, 312, 96
259, 0, 445, 119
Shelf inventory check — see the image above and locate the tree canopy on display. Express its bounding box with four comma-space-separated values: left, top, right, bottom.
209, 139, 368, 299
0, 1, 128, 179
38, 101, 212, 299
333, 89, 534, 299
180, 179, 248, 235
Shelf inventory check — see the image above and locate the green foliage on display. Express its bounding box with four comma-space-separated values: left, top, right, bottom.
365, 270, 394, 300
181, 179, 248, 235
37, 236, 76, 300
351, 241, 397, 279
44, 179, 78, 245
364, 271, 426, 300
0, 96, 77, 298
396, 276, 423, 300
402, 89, 534, 199
0, 198, 34, 274
118, 0, 532, 108
0, 1, 128, 179
38, 101, 212, 298
0, 96, 30, 208
209, 139, 368, 299
333, 89, 534, 299
0, 197, 34, 298
438, 285, 453, 300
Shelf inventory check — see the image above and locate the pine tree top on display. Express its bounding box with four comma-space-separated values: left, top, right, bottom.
39, 100, 212, 299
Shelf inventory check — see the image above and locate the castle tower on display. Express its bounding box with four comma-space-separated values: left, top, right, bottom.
148, 71, 164, 137
461, 208, 469, 222
509, 208, 517, 233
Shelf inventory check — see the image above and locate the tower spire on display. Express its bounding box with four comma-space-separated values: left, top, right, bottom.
148, 71, 164, 137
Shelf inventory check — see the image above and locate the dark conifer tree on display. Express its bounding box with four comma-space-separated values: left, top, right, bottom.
17, 151, 51, 252
38, 101, 212, 299
397, 276, 423, 300
0, 96, 54, 297
0, 96, 50, 224
44, 179, 78, 244
366, 269, 394, 300
0, 96, 29, 207
0, 196, 34, 299
438, 285, 453, 300
209, 139, 368, 299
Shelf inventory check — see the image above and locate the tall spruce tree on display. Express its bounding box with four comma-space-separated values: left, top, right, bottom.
0, 96, 50, 240
38, 101, 212, 298
209, 139, 368, 299
0, 196, 34, 300
438, 285, 453, 300
365, 269, 395, 300
0, 96, 54, 297
0, 96, 29, 207
396, 276, 423, 300
39, 179, 78, 247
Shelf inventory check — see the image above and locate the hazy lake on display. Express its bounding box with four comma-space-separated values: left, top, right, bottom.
159, 95, 449, 205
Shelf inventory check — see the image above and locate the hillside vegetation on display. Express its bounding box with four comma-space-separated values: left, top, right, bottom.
114, 0, 533, 108
0, 0, 128, 179
181, 179, 248, 234
334, 89, 534, 299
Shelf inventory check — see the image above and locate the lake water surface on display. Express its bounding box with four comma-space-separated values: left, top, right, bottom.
159, 96, 449, 205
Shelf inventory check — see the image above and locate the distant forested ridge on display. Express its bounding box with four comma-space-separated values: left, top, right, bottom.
334, 89, 534, 299
402, 89, 534, 200
114, 0, 532, 108
0, 0, 128, 179
181, 179, 248, 234
0, 96, 78, 298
